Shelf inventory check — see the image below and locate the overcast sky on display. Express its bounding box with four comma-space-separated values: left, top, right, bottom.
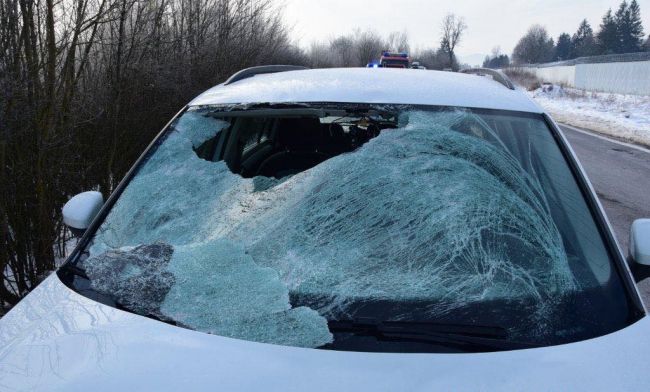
283, 0, 650, 64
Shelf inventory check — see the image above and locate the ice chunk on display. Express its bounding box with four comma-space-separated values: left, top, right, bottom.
84, 239, 333, 347
160, 240, 332, 347
83, 242, 175, 316
244, 111, 576, 313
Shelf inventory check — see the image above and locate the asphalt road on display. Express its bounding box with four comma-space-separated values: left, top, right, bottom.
559, 124, 650, 302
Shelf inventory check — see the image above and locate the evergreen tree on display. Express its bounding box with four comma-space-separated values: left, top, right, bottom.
555, 33, 572, 60
628, 0, 646, 50
482, 54, 510, 68
571, 19, 597, 58
597, 8, 619, 54
496, 54, 510, 68
549, 37, 555, 56
615, 0, 630, 53
615, 0, 645, 53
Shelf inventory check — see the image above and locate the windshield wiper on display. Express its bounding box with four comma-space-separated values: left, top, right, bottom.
327, 318, 539, 352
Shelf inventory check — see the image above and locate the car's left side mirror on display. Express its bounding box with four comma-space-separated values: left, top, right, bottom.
630, 219, 650, 282
62, 191, 104, 237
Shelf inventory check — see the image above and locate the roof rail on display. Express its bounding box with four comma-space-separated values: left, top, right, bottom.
460, 68, 515, 90
224, 65, 309, 85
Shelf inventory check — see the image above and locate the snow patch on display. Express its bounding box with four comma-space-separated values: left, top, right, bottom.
530, 85, 650, 147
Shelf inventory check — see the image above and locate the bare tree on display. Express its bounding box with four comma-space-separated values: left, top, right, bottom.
439, 13, 467, 70
1, 0, 117, 310
308, 42, 336, 68
355, 30, 387, 66
414, 47, 450, 70
387, 31, 410, 53
329, 35, 357, 67
305, 29, 412, 68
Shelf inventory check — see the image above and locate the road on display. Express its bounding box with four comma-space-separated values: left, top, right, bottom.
559, 124, 650, 302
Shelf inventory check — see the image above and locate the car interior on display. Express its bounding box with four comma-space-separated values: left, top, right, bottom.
194, 109, 397, 179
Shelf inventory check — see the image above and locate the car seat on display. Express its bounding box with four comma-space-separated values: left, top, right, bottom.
256, 117, 330, 178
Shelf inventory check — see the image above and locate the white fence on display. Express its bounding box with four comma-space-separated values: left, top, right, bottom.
533, 66, 575, 87
515, 54, 650, 95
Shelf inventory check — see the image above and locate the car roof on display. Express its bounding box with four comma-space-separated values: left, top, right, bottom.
189, 67, 543, 113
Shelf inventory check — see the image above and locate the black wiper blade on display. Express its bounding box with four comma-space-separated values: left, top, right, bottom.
60, 263, 89, 279
329, 318, 507, 337
328, 318, 539, 352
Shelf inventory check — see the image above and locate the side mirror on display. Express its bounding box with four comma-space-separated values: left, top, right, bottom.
62, 191, 104, 237
630, 219, 650, 282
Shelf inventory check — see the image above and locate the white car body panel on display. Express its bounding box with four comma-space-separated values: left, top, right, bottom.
189, 68, 543, 114
1, 68, 647, 391
1, 274, 649, 391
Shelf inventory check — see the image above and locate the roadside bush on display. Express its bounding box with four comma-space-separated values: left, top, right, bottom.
0, 0, 300, 314
503, 68, 542, 90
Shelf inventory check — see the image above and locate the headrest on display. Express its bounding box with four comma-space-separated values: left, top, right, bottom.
276, 117, 322, 150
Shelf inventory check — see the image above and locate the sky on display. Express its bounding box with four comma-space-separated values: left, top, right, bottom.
283, 0, 650, 65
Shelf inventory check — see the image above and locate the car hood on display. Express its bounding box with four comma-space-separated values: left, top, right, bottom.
1, 274, 649, 391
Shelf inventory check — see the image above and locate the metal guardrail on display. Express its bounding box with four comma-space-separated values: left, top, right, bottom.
224, 65, 309, 85
460, 68, 516, 90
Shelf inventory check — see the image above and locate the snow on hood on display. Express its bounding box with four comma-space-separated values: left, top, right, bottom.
83, 108, 575, 347
1, 274, 650, 392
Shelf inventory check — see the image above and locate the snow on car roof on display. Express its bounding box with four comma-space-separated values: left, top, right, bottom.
189, 67, 543, 113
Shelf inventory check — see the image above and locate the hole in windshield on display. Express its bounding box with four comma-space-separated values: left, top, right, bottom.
193, 110, 398, 180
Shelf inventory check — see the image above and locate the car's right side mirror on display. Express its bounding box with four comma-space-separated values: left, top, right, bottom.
630, 219, 650, 282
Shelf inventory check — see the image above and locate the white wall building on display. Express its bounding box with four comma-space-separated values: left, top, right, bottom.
515, 53, 650, 95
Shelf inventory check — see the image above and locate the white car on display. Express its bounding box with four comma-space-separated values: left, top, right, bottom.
2, 66, 650, 391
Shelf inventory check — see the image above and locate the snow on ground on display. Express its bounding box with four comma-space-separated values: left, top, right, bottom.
528, 84, 650, 147
54, 236, 78, 267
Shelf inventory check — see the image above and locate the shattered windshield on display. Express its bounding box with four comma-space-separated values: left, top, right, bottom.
70, 105, 633, 352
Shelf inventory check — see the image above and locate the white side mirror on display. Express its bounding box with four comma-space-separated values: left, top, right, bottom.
62, 191, 104, 235
630, 219, 650, 266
